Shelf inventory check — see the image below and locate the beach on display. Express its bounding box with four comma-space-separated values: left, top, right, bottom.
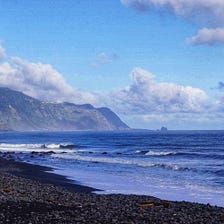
1, 131, 224, 207
0, 157, 224, 224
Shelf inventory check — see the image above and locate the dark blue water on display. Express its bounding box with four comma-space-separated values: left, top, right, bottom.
0, 130, 223, 206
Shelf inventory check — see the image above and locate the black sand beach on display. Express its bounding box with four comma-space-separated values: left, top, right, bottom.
0, 157, 224, 224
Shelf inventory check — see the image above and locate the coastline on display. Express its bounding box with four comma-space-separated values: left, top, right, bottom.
0, 157, 97, 193
0, 157, 224, 223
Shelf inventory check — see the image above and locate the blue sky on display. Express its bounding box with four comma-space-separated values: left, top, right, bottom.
0, 0, 224, 129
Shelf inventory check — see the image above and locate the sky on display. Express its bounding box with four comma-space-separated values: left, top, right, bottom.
0, 0, 224, 130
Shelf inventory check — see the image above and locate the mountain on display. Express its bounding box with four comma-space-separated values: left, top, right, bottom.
0, 87, 130, 131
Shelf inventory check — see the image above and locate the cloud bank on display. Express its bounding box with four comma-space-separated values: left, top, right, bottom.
0, 57, 209, 113
121, 0, 224, 45
106, 67, 209, 114
103, 67, 222, 129
0, 57, 96, 104
0, 47, 223, 129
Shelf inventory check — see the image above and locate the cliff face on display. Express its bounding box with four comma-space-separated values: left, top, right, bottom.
0, 87, 129, 131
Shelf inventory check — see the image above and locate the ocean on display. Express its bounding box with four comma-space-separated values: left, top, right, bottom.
0, 130, 223, 207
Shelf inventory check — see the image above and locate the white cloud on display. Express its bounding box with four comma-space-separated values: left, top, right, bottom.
103, 67, 224, 129
106, 67, 209, 114
121, 0, 224, 45
188, 27, 224, 45
0, 57, 96, 104
120, 0, 224, 20
91, 52, 117, 67
0, 45, 6, 60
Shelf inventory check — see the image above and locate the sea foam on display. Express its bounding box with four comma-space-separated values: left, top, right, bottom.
0, 143, 77, 153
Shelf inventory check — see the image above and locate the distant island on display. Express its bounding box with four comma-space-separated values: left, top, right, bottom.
0, 87, 129, 131
160, 127, 168, 132
156, 127, 168, 132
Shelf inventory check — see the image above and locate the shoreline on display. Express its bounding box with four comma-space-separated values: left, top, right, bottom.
0, 157, 98, 193
0, 157, 224, 223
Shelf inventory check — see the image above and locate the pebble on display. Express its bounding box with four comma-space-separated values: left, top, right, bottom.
0, 163, 223, 223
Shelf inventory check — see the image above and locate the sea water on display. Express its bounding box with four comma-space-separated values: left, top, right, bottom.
0, 130, 223, 207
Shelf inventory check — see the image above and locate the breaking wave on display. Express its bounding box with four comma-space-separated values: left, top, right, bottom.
0, 143, 77, 153
52, 154, 190, 171
135, 150, 176, 156
145, 150, 176, 156
43, 143, 75, 149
